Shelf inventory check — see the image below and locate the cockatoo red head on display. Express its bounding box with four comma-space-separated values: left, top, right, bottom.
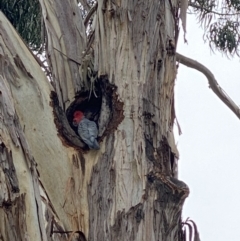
73, 111, 84, 126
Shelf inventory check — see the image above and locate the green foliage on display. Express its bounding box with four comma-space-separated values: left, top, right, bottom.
0, 0, 42, 50
189, 0, 240, 56
226, 0, 240, 11
1, 0, 240, 57
209, 21, 239, 54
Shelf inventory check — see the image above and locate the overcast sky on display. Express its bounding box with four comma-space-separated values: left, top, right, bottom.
175, 15, 240, 241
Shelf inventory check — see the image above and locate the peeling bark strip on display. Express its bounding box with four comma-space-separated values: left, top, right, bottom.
0, 29, 43, 107
82, 1, 186, 240
146, 136, 175, 175
0, 75, 19, 148
0, 194, 29, 241
0, 143, 19, 196
0, 61, 46, 240
110, 204, 144, 239
97, 78, 124, 139
0, 12, 72, 241
0, 54, 20, 87
14, 55, 33, 79
39, 0, 87, 109
146, 173, 188, 241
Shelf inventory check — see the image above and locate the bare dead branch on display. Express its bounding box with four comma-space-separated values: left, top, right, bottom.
79, 0, 91, 12
176, 52, 240, 120
53, 47, 81, 65
189, 2, 239, 16
84, 2, 98, 27
82, 30, 95, 59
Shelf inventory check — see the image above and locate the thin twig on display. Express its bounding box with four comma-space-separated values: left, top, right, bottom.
79, 0, 91, 12
189, 3, 239, 16
84, 2, 98, 27
53, 47, 81, 65
82, 30, 95, 59
176, 52, 240, 120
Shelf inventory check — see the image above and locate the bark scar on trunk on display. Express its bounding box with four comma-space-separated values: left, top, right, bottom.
147, 171, 189, 198
146, 136, 177, 177
0, 143, 20, 208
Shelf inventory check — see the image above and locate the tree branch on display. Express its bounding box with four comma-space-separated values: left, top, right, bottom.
176, 52, 240, 120
84, 2, 98, 27
78, 0, 91, 12
189, 2, 239, 16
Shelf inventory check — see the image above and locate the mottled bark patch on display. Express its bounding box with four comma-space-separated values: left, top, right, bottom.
145, 136, 175, 176
14, 55, 33, 79
98, 78, 124, 140
87, 134, 116, 241
147, 171, 189, 198
0, 194, 29, 241
0, 143, 19, 196
0, 54, 20, 87
47, 214, 87, 241
146, 172, 189, 241
110, 203, 144, 240
72, 152, 86, 176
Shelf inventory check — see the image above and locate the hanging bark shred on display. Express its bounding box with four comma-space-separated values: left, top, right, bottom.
97, 78, 124, 140
179, 0, 188, 38
0, 144, 19, 195
0, 194, 29, 241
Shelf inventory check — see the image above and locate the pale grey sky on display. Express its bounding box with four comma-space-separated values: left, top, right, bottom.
175, 15, 240, 241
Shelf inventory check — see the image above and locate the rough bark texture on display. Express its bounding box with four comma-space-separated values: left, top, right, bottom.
0, 11, 75, 240
0, 0, 189, 241
84, 1, 188, 240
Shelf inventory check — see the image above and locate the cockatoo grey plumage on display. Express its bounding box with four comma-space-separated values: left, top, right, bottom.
73, 111, 100, 150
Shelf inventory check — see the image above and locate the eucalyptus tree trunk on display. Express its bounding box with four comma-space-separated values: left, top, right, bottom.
0, 1, 189, 241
